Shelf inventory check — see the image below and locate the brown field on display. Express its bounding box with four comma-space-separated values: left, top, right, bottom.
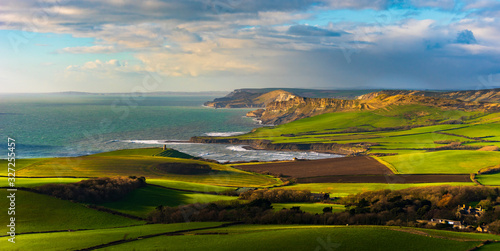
235, 156, 393, 178
235, 156, 472, 184
297, 174, 472, 183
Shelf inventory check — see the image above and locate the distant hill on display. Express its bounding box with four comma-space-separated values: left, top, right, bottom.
204, 88, 378, 108
258, 93, 500, 125
357, 89, 500, 103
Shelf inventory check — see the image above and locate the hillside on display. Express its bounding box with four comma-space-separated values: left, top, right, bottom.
257, 93, 500, 125
204, 88, 377, 108
358, 89, 500, 103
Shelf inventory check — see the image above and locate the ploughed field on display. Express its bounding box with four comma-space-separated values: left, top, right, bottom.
235, 156, 473, 184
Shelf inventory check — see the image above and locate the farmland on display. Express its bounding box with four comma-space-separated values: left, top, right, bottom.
235, 156, 473, 183
97, 185, 236, 217
236, 156, 392, 177
12, 149, 281, 187
4, 102, 500, 250
96, 225, 490, 251
0, 189, 143, 233
219, 107, 500, 176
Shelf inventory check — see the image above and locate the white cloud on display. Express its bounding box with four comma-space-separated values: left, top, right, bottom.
66, 59, 141, 73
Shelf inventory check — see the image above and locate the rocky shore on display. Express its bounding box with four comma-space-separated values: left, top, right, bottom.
190, 136, 368, 156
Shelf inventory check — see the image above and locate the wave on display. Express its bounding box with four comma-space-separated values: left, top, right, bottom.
226, 145, 249, 152
204, 131, 246, 137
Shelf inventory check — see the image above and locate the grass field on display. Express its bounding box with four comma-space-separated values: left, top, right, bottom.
0, 222, 225, 251
477, 242, 500, 250
99, 225, 485, 251
0, 158, 49, 176
91, 148, 164, 157
0, 177, 85, 188
476, 173, 500, 186
272, 203, 345, 214
222, 108, 500, 175
98, 185, 236, 217
147, 179, 234, 193
13, 150, 280, 187
277, 182, 474, 197
0, 190, 143, 234
380, 151, 500, 174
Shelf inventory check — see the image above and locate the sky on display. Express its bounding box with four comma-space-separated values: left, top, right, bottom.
1, 0, 500, 93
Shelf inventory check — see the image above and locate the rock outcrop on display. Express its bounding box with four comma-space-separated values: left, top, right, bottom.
190, 136, 368, 155
357, 89, 500, 103
204, 89, 296, 108
251, 93, 500, 125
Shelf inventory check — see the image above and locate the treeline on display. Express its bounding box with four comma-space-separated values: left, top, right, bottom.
147, 199, 329, 224
339, 186, 500, 231
36, 176, 146, 204
147, 186, 500, 233
239, 189, 313, 203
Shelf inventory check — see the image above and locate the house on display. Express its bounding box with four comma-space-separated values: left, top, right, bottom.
457, 204, 484, 218
311, 192, 331, 201
427, 219, 467, 229
476, 226, 488, 233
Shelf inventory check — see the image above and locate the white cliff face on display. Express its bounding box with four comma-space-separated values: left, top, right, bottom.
274, 93, 296, 102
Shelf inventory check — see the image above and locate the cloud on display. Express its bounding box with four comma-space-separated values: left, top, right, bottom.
58, 45, 118, 54
3, 0, 500, 92
287, 25, 343, 37
66, 59, 141, 73
455, 29, 477, 44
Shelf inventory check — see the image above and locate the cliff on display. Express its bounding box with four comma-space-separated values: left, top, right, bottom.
254, 94, 500, 125
204, 89, 296, 108
357, 89, 500, 103
204, 88, 376, 108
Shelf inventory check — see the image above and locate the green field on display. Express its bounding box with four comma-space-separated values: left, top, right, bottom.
237, 105, 478, 142
277, 183, 474, 196
11, 150, 280, 187
477, 242, 500, 250
380, 151, 500, 174
147, 179, 234, 193
225, 109, 500, 174
97, 185, 236, 217
91, 148, 164, 157
0, 222, 225, 251
0, 189, 143, 233
476, 173, 500, 186
0, 177, 85, 188
0, 158, 49, 176
272, 203, 345, 214
99, 225, 485, 251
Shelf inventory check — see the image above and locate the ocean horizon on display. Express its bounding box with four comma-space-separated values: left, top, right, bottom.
0, 94, 341, 162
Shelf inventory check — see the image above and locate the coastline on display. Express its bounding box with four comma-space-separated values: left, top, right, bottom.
189, 136, 365, 156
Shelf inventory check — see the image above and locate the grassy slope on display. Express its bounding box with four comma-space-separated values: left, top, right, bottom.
0, 190, 143, 234
231, 108, 500, 174
100, 225, 483, 251
0, 158, 49, 176
98, 185, 236, 217
147, 179, 234, 193
1, 222, 224, 251
477, 242, 500, 250
14, 152, 280, 187
0, 177, 85, 187
91, 148, 164, 157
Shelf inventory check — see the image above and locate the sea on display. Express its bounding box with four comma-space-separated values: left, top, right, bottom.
0, 94, 341, 162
